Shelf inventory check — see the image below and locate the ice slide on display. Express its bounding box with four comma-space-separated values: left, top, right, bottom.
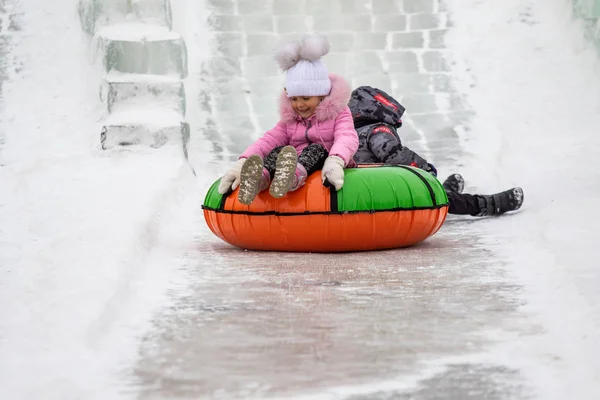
1, 0, 600, 399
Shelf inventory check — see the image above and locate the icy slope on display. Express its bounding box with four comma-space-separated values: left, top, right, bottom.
0, 1, 201, 398
445, 0, 600, 397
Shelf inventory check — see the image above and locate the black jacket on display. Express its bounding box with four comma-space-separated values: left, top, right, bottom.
348, 86, 431, 171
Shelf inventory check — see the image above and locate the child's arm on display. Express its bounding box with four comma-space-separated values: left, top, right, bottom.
328, 107, 360, 166
367, 124, 430, 168
239, 121, 289, 159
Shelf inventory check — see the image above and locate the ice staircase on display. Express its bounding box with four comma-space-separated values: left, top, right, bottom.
78, 0, 189, 157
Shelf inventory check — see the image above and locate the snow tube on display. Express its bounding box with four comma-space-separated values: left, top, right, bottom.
202, 165, 449, 252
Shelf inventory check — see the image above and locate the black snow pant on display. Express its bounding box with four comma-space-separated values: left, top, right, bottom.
263, 144, 329, 179
447, 191, 483, 216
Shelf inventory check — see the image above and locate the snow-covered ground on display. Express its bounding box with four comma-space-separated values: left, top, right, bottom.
0, 0, 208, 398
1, 0, 599, 399
445, 0, 600, 397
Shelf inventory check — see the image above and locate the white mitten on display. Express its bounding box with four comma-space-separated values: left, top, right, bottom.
321, 156, 345, 191
218, 158, 246, 194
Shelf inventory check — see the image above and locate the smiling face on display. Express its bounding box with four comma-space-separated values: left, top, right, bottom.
289, 96, 324, 119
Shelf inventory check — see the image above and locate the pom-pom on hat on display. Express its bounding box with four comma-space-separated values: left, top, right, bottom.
274, 35, 332, 97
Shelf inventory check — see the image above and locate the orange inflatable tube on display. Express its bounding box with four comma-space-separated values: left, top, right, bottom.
202, 165, 449, 252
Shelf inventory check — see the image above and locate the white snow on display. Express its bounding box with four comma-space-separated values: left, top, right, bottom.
0, 1, 204, 399
104, 107, 184, 127
105, 72, 183, 83
445, 0, 600, 398
95, 21, 181, 41
1, 0, 600, 399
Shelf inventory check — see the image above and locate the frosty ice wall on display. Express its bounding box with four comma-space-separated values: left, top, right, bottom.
573, 0, 600, 50
78, 0, 190, 157
201, 0, 469, 166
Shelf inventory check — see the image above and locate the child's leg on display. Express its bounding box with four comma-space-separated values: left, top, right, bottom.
298, 143, 329, 174
447, 187, 524, 216
447, 191, 480, 215
291, 143, 329, 191
263, 146, 285, 179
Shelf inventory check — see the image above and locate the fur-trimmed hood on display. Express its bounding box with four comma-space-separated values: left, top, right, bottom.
279, 73, 352, 123
240, 72, 358, 166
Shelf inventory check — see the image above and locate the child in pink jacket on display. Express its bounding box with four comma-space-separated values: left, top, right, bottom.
217, 36, 359, 205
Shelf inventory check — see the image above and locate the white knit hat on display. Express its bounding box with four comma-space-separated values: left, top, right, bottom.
274, 36, 332, 97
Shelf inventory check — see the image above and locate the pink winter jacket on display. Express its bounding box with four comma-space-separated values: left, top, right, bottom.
240, 74, 359, 167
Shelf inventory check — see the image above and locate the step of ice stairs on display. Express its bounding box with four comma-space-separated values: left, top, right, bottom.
100, 106, 189, 155
100, 73, 186, 116
79, 0, 172, 36
93, 22, 187, 79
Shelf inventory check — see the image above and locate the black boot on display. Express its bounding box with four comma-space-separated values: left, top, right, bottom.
443, 173, 464, 193
475, 187, 524, 216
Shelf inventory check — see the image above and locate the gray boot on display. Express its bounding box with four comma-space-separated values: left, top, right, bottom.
269, 146, 298, 198
238, 155, 264, 205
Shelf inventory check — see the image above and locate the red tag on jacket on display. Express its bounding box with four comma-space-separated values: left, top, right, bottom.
373, 125, 393, 134
373, 94, 399, 111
